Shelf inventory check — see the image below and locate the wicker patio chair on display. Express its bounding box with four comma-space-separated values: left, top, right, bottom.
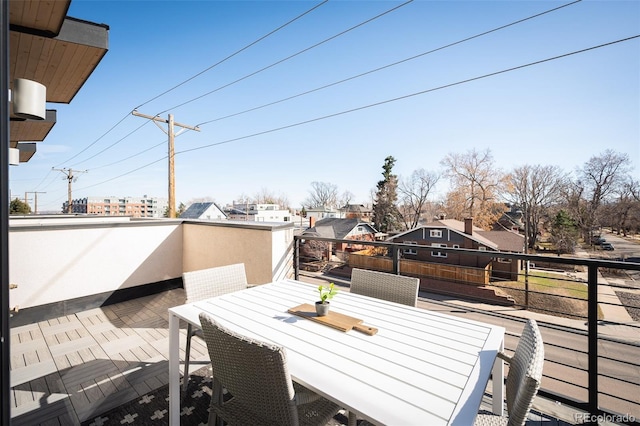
199, 312, 341, 426
182, 263, 248, 391
475, 319, 545, 426
350, 268, 420, 307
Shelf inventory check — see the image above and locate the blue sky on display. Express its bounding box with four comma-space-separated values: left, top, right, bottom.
9, 0, 640, 212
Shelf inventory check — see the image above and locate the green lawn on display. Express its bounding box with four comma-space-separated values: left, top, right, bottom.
493, 270, 603, 320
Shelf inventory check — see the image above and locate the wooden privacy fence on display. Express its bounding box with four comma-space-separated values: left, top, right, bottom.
349, 252, 490, 286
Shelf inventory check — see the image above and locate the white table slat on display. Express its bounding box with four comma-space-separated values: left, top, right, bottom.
169, 279, 504, 426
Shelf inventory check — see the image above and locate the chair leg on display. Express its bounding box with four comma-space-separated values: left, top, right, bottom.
348, 411, 357, 426
183, 323, 192, 392
208, 377, 223, 426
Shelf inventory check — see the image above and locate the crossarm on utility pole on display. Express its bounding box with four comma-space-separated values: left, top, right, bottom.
131, 110, 200, 218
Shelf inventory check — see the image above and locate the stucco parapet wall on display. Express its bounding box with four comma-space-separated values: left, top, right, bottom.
181, 219, 294, 232
9, 216, 182, 231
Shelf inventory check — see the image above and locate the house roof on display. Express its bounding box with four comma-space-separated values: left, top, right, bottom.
302, 218, 377, 239
390, 219, 500, 250
477, 230, 525, 253
342, 204, 372, 213
181, 202, 226, 219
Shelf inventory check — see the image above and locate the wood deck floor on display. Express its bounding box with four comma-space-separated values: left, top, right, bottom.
9, 289, 211, 425
9, 287, 574, 426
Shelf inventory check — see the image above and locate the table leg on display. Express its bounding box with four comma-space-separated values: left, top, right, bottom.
492, 339, 505, 415
169, 312, 180, 425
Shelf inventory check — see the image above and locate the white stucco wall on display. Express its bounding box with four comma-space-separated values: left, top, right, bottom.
9, 219, 183, 310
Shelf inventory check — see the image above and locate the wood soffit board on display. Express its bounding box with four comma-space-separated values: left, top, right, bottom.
10, 110, 57, 143
9, 0, 70, 36
10, 17, 109, 104
8, 0, 109, 160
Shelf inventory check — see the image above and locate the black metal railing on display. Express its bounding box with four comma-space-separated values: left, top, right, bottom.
293, 235, 640, 423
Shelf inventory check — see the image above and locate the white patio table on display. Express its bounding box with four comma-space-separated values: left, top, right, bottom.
168, 279, 505, 425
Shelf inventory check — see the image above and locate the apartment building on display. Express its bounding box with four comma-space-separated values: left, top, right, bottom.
64, 196, 168, 218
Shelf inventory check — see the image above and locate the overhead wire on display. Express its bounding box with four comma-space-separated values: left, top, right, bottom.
47, 1, 330, 171
196, 0, 582, 127
95, 0, 583, 173
156, 0, 415, 114
50, 0, 415, 178
135, 0, 329, 110
75, 35, 639, 192
176, 36, 640, 154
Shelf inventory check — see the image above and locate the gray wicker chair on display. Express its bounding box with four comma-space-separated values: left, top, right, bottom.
199, 312, 341, 426
182, 263, 248, 391
475, 319, 545, 426
350, 268, 420, 307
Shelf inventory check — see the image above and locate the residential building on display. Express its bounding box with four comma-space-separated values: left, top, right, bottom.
226, 203, 292, 222
389, 216, 524, 280
63, 196, 168, 218
305, 205, 342, 221
180, 202, 227, 220
300, 217, 381, 260
340, 203, 373, 221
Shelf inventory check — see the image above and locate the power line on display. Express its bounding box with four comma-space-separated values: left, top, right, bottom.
197, 0, 583, 127
74, 35, 639, 191
136, 0, 329, 111
177, 35, 639, 155
158, 0, 414, 114
53, 112, 134, 167
60, 0, 583, 176
49, 2, 328, 171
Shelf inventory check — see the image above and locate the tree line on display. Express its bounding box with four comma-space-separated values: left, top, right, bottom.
304, 149, 637, 254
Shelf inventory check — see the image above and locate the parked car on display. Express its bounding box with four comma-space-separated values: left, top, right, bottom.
601, 242, 614, 251
593, 236, 606, 245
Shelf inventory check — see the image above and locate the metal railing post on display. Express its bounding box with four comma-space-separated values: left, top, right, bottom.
392, 246, 399, 274
294, 238, 300, 280
587, 264, 599, 418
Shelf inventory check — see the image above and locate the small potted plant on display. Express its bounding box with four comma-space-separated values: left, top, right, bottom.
316, 283, 337, 316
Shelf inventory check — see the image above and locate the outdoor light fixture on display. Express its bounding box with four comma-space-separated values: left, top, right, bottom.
11, 78, 46, 120
9, 148, 19, 166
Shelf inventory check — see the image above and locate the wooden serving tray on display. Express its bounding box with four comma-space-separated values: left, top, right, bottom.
288, 304, 378, 335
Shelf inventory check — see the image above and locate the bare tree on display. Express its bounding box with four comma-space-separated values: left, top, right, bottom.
440, 148, 505, 229
574, 149, 632, 238
398, 169, 440, 230
503, 164, 569, 249
603, 177, 640, 236
303, 182, 338, 209
339, 190, 355, 208
252, 188, 290, 209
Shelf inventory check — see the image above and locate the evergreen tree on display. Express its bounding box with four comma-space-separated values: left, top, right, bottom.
9, 198, 31, 215
373, 156, 401, 233
550, 210, 578, 254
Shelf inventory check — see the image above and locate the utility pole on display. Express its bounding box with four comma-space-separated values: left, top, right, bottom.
25, 191, 46, 214
131, 110, 200, 218
53, 168, 87, 213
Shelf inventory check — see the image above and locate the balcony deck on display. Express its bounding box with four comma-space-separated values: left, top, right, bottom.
9, 280, 587, 426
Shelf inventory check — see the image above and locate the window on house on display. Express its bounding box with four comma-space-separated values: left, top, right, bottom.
479, 247, 487, 251
403, 241, 418, 255
431, 243, 447, 258
453, 244, 460, 249
430, 230, 442, 238
497, 258, 512, 263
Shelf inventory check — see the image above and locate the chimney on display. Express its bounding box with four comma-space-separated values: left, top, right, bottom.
439, 213, 446, 220
464, 217, 473, 235
309, 216, 316, 228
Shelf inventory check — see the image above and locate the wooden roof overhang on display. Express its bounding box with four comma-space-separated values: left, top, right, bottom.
8, 0, 109, 159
